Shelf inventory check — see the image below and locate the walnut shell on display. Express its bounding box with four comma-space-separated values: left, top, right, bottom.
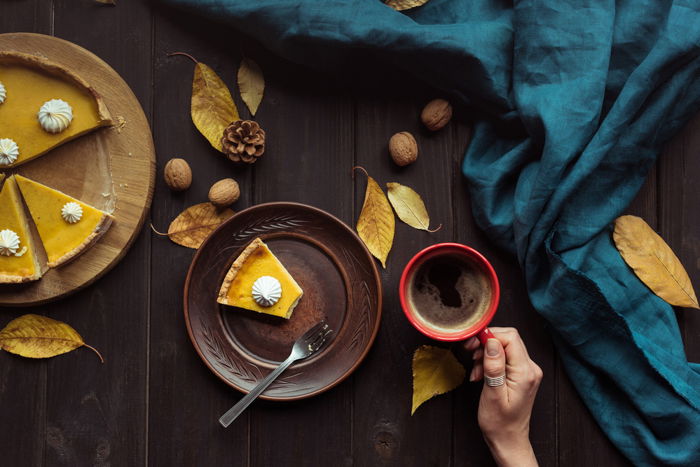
208, 178, 240, 208
163, 158, 192, 191
389, 131, 418, 167
421, 98, 452, 131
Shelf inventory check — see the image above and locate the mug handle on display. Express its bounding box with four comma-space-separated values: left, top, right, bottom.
477, 328, 495, 346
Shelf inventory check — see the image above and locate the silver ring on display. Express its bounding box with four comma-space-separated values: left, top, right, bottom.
485, 374, 506, 387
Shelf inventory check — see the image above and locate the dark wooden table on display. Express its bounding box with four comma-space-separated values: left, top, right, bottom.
2, 2, 698, 466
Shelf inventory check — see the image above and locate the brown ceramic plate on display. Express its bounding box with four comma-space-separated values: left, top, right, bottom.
184, 202, 382, 401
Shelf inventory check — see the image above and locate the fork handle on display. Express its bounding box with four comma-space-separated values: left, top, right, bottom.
219, 355, 297, 428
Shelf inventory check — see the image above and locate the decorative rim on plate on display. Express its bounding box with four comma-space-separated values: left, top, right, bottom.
183, 202, 382, 401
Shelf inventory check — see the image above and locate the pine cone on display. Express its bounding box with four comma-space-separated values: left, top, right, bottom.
221, 120, 266, 163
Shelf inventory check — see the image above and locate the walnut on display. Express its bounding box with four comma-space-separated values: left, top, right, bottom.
420, 98, 452, 131
163, 158, 192, 191
208, 178, 240, 208
389, 131, 418, 167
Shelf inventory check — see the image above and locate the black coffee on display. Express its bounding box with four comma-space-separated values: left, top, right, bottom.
407, 256, 491, 332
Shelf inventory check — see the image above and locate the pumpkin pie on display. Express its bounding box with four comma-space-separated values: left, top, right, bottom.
0, 52, 112, 169
14, 175, 113, 268
217, 237, 303, 319
0, 176, 46, 283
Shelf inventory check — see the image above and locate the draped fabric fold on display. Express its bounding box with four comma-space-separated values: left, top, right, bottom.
161, 0, 700, 464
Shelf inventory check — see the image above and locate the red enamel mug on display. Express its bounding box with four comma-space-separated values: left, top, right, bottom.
399, 243, 500, 344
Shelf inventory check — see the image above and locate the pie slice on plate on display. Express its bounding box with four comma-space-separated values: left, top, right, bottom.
14, 175, 113, 268
0, 51, 112, 169
217, 237, 304, 319
0, 176, 46, 283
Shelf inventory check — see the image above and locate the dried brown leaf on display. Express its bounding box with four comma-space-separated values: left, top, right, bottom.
355, 167, 394, 268
386, 182, 441, 232
0, 314, 103, 362
613, 215, 699, 308
412, 346, 465, 415
238, 58, 265, 116
385, 0, 431, 11
170, 54, 240, 153
167, 202, 234, 249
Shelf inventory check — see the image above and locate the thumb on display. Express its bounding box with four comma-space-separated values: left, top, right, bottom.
482, 338, 507, 397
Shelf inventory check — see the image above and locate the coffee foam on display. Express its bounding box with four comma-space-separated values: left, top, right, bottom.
407, 256, 491, 334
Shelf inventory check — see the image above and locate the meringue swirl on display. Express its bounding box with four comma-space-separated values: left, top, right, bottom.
38, 99, 73, 133
0, 82, 6, 104
252, 276, 282, 307
61, 202, 83, 224
0, 229, 20, 256
0, 138, 19, 166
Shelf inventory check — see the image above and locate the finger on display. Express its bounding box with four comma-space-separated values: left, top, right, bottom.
482, 338, 507, 398
463, 337, 480, 351
488, 327, 531, 367
472, 348, 483, 360
472, 362, 483, 381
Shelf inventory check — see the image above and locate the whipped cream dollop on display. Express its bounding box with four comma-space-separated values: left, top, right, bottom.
61, 202, 83, 224
0, 229, 20, 256
252, 276, 282, 307
0, 82, 6, 104
0, 138, 19, 166
38, 99, 73, 133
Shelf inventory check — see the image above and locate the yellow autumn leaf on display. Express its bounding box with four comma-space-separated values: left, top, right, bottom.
0, 314, 103, 362
385, 0, 431, 11
170, 52, 240, 153
355, 167, 395, 268
238, 58, 265, 116
613, 215, 699, 309
412, 345, 465, 415
167, 202, 235, 249
386, 182, 441, 232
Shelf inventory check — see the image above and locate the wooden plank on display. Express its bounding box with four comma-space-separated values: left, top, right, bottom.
248, 47, 355, 467
148, 10, 252, 467
0, 0, 52, 34
0, 315, 47, 467
36, 1, 152, 466
449, 118, 557, 466
0, 4, 52, 467
351, 90, 456, 466
658, 113, 700, 362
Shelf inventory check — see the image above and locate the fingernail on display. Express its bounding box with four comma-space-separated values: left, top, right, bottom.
468, 370, 475, 382
486, 339, 499, 357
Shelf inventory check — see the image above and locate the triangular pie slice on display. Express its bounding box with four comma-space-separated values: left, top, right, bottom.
217, 237, 303, 319
0, 51, 112, 169
14, 175, 113, 268
0, 176, 46, 283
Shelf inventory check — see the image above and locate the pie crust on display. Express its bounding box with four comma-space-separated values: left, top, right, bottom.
217, 238, 303, 319
0, 51, 112, 168
14, 175, 114, 268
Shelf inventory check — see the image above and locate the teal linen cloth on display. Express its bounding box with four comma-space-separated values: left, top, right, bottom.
161, 0, 700, 464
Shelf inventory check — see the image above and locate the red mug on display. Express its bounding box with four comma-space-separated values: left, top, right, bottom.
399, 243, 500, 344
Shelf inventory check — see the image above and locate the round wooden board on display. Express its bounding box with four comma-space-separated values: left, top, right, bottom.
0, 33, 155, 306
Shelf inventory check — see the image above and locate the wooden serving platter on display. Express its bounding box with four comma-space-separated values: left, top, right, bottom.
0, 33, 155, 305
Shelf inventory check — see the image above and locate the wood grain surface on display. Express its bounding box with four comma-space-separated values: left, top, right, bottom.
0, 33, 155, 306
1, 2, 697, 466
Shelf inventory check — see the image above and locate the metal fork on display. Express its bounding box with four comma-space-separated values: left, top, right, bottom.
219, 321, 333, 428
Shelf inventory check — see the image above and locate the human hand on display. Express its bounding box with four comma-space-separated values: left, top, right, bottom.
464, 327, 543, 467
